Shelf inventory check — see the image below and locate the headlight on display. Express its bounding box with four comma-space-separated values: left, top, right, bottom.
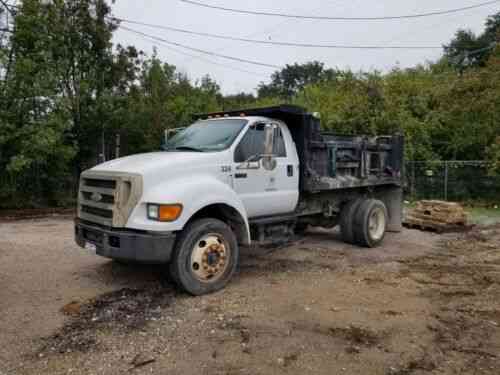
147, 203, 183, 222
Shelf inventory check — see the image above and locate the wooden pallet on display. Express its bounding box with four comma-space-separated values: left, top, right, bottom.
404, 200, 469, 233
403, 221, 473, 234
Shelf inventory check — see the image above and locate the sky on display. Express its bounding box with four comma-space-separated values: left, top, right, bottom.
111, 0, 500, 95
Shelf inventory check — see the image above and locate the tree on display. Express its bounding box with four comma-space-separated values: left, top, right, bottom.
0, 0, 140, 206
0, 0, 77, 205
444, 11, 500, 71
221, 92, 256, 111
258, 61, 337, 100
484, 12, 500, 40
118, 53, 223, 153
487, 137, 500, 175
2, 1, 500, 207
46, 0, 120, 169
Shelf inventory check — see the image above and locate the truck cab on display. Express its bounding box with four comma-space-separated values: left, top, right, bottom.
75, 105, 404, 295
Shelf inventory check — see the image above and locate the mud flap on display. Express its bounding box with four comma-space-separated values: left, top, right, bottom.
376, 186, 403, 233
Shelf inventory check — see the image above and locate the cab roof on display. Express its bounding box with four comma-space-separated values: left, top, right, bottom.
194, 105, 311, 125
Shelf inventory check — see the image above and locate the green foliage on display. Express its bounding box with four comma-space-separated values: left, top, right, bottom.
1, 3, 499, 208
292, 54, 500, 162
221, 93, 256, 111
258, 61, 337, 100
120, 57, 222, 153
487, 137, 500, 175
294, 68, 442, 160
444, 11, 500, 71
0, 0, 79, 206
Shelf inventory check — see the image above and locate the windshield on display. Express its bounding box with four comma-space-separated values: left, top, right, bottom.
165, 119, 248, 152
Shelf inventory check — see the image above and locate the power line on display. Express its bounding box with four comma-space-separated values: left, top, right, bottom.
118, 25, 498, 74
176, 1, 341, 70
447, 41, 498, 65
119, 25, 281, 69
179, 0, 500, 21
177, 9, 296, 65
112, 16, 442, 49
120, 27, 270, 78
0, 0, 15, 16
463, 42, 498, 55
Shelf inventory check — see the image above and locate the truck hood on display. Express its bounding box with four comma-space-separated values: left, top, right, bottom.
90, 152, 216, 176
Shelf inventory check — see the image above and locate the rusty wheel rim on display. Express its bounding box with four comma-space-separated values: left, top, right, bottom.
190, 233, 229, 282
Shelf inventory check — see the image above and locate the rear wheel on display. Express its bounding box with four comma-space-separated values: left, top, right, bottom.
340, 198, 363, 244
353, 199, 388, 248
169, 218, 239, 295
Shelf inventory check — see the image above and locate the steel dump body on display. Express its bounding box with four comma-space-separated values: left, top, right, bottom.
197, 105, 404, 194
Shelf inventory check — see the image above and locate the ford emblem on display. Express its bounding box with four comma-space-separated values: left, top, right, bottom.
91, 192, 103, 202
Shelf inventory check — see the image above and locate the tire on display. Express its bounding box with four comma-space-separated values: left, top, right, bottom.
294, 222, 309, 236
113, 259, 134, 265
352, 199, 388, 248
340, 198, 363, 244
169, 218, 239, 296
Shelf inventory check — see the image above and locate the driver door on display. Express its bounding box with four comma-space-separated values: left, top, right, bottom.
232, 122, 295, 218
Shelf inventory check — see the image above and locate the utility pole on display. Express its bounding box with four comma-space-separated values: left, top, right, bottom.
115, 133, 121, 159
444, 161, 449, 201
0, 0, 15, 17
96, 0, 106, 163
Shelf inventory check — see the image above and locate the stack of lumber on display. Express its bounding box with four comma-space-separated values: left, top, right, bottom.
404, 200, 468, 233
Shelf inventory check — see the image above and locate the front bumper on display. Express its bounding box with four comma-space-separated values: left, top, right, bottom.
75, 219, 176, 264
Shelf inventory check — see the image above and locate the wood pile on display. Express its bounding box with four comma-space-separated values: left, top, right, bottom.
404, 200, 469, 233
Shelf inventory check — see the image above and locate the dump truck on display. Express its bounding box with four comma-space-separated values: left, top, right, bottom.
75, 105, 404, 295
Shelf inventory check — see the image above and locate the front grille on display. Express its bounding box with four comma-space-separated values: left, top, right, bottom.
78, 172, 142, 227
84, 178, 116, 189
81, 191, 115, 204
81, 205, 113, 219
79, 176, 119, 225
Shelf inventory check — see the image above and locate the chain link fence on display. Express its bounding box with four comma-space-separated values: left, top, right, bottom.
405, 161, 499, 203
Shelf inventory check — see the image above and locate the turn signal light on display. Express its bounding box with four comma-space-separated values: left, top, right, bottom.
147, 203, 183, 222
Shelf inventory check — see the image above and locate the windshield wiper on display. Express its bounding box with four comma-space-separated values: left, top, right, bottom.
171, 146, 204, 152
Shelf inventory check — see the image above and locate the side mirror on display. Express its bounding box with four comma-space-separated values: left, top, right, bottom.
164, 127, 186, 145
237, 152, 261, 170
262, 124, 278, 171
164, 129, 169, 145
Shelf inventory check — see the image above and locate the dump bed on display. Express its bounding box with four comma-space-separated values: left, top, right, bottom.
198, 105, 404, 193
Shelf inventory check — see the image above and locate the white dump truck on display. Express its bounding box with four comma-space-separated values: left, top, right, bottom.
75, 105, 404, 295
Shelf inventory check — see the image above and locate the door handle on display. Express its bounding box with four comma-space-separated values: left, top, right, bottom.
287, 165, 293, 177
235, 173, 247, 179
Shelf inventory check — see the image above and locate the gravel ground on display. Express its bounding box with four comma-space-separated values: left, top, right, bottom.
1, 218, 499, 374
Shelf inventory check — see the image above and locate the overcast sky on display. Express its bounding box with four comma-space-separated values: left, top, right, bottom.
112, 0, 499, 94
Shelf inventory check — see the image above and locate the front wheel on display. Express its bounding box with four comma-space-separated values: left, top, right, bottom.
169, 218, 239, 296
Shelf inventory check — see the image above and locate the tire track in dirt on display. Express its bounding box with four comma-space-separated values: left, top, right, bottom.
391, 226, 500, 374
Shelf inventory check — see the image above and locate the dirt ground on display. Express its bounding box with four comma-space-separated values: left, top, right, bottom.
1, 218, 499, 375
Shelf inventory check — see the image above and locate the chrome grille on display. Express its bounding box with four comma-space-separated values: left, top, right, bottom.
83, 178, 116, 189
81, 190, 115, 204
78, 176, 117, 226
81, 205, 113, 219
77, 171, 143, 227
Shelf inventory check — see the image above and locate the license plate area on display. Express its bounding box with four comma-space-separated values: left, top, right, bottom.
84, 242, 97, 253
83, 228, 103, 245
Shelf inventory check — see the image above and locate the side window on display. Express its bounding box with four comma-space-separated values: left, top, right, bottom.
234, 123, 266, 163
274, 127, 287, 158
234, 123, 287, 163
